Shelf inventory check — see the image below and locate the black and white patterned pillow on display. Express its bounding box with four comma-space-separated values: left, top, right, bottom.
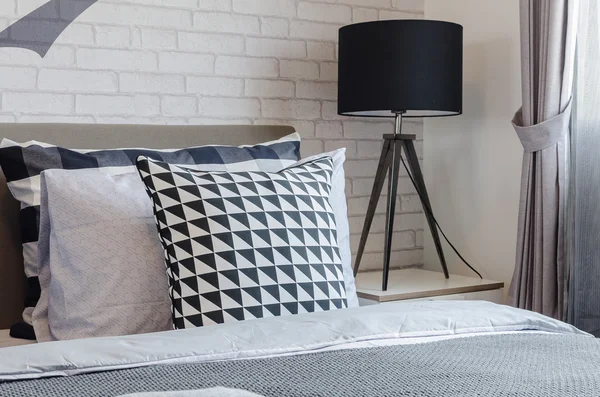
136, 155, 347, 329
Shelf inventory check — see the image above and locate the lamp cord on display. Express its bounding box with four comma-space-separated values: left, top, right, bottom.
398, 153, 483, 280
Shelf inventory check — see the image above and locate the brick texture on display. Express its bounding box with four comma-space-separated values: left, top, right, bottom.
0, 0, 424, 273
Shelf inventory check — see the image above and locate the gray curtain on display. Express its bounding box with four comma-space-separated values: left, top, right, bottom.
568, 0, 600, 336
509, 0, 578, 319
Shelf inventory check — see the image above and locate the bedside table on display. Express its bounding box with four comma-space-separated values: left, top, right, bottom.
0, 329, 36, 348
355, 268, 505, 306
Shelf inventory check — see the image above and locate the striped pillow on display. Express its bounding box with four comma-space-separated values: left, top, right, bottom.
0, 133, 300, 340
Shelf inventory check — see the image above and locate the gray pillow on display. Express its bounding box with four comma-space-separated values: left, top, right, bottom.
33, 170, 172, 341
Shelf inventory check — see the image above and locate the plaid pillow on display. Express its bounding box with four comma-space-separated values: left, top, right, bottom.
0, 133, 300, 340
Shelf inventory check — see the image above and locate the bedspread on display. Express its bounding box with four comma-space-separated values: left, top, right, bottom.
0, 301, 596, 396
2, 333, 600, 396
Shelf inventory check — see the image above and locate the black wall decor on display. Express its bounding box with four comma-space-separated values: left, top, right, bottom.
0, 0, 98, 57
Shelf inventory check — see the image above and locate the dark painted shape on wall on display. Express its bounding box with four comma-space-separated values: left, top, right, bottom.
0, 0, 98, 57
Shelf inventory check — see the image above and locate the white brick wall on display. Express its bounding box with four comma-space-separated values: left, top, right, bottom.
0, 0, 425, 272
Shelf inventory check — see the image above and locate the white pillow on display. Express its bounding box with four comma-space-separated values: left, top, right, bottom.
33, 149, 358, 341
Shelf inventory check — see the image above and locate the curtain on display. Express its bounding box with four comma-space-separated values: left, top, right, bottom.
567, 0, 600, 336
509, 0, 578, 319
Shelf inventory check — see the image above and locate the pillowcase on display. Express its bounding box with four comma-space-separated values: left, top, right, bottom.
0, 134, 300, 339
136, 155, 348, 329
290, 150, 358, 308
33, 170, 170, 341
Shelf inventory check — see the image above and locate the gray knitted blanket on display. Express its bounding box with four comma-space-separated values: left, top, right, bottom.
2, 333, 599, 397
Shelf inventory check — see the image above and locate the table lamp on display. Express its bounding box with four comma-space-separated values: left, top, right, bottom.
338, 20, 463, 290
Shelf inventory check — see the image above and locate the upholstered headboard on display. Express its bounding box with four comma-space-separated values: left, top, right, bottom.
0, 123, 295, 328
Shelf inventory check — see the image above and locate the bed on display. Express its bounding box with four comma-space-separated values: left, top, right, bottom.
0, 123, 599, 397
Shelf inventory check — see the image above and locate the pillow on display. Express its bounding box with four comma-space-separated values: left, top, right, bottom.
288, 150, 358, 308
0, 134, 300, 339
33, 170, 170, 341
136, 155, 348, 328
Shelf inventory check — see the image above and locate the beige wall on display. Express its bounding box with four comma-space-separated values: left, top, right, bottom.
423, 0, 523, 295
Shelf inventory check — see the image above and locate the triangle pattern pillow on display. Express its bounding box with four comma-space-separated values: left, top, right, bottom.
136, 155, 348, 329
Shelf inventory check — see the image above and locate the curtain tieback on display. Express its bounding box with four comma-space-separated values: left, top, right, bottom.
512, 100, 573, 153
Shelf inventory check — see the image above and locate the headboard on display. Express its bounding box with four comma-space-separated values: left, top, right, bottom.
0, 123, 295, 329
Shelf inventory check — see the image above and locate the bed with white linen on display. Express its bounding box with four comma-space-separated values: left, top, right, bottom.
0, 123, 599, 397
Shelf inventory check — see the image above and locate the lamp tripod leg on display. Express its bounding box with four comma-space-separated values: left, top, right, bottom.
402, 139, 450, 279
353, 139, 393, 277
382, 140, 402, 291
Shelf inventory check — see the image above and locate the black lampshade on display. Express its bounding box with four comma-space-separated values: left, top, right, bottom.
338, 20, 463, 118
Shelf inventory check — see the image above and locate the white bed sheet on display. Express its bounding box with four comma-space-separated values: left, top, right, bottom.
0, 300, 588, 382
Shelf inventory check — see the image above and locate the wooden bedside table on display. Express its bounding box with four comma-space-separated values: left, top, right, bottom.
0, 330, 36, 348
355, 268, 505, 306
